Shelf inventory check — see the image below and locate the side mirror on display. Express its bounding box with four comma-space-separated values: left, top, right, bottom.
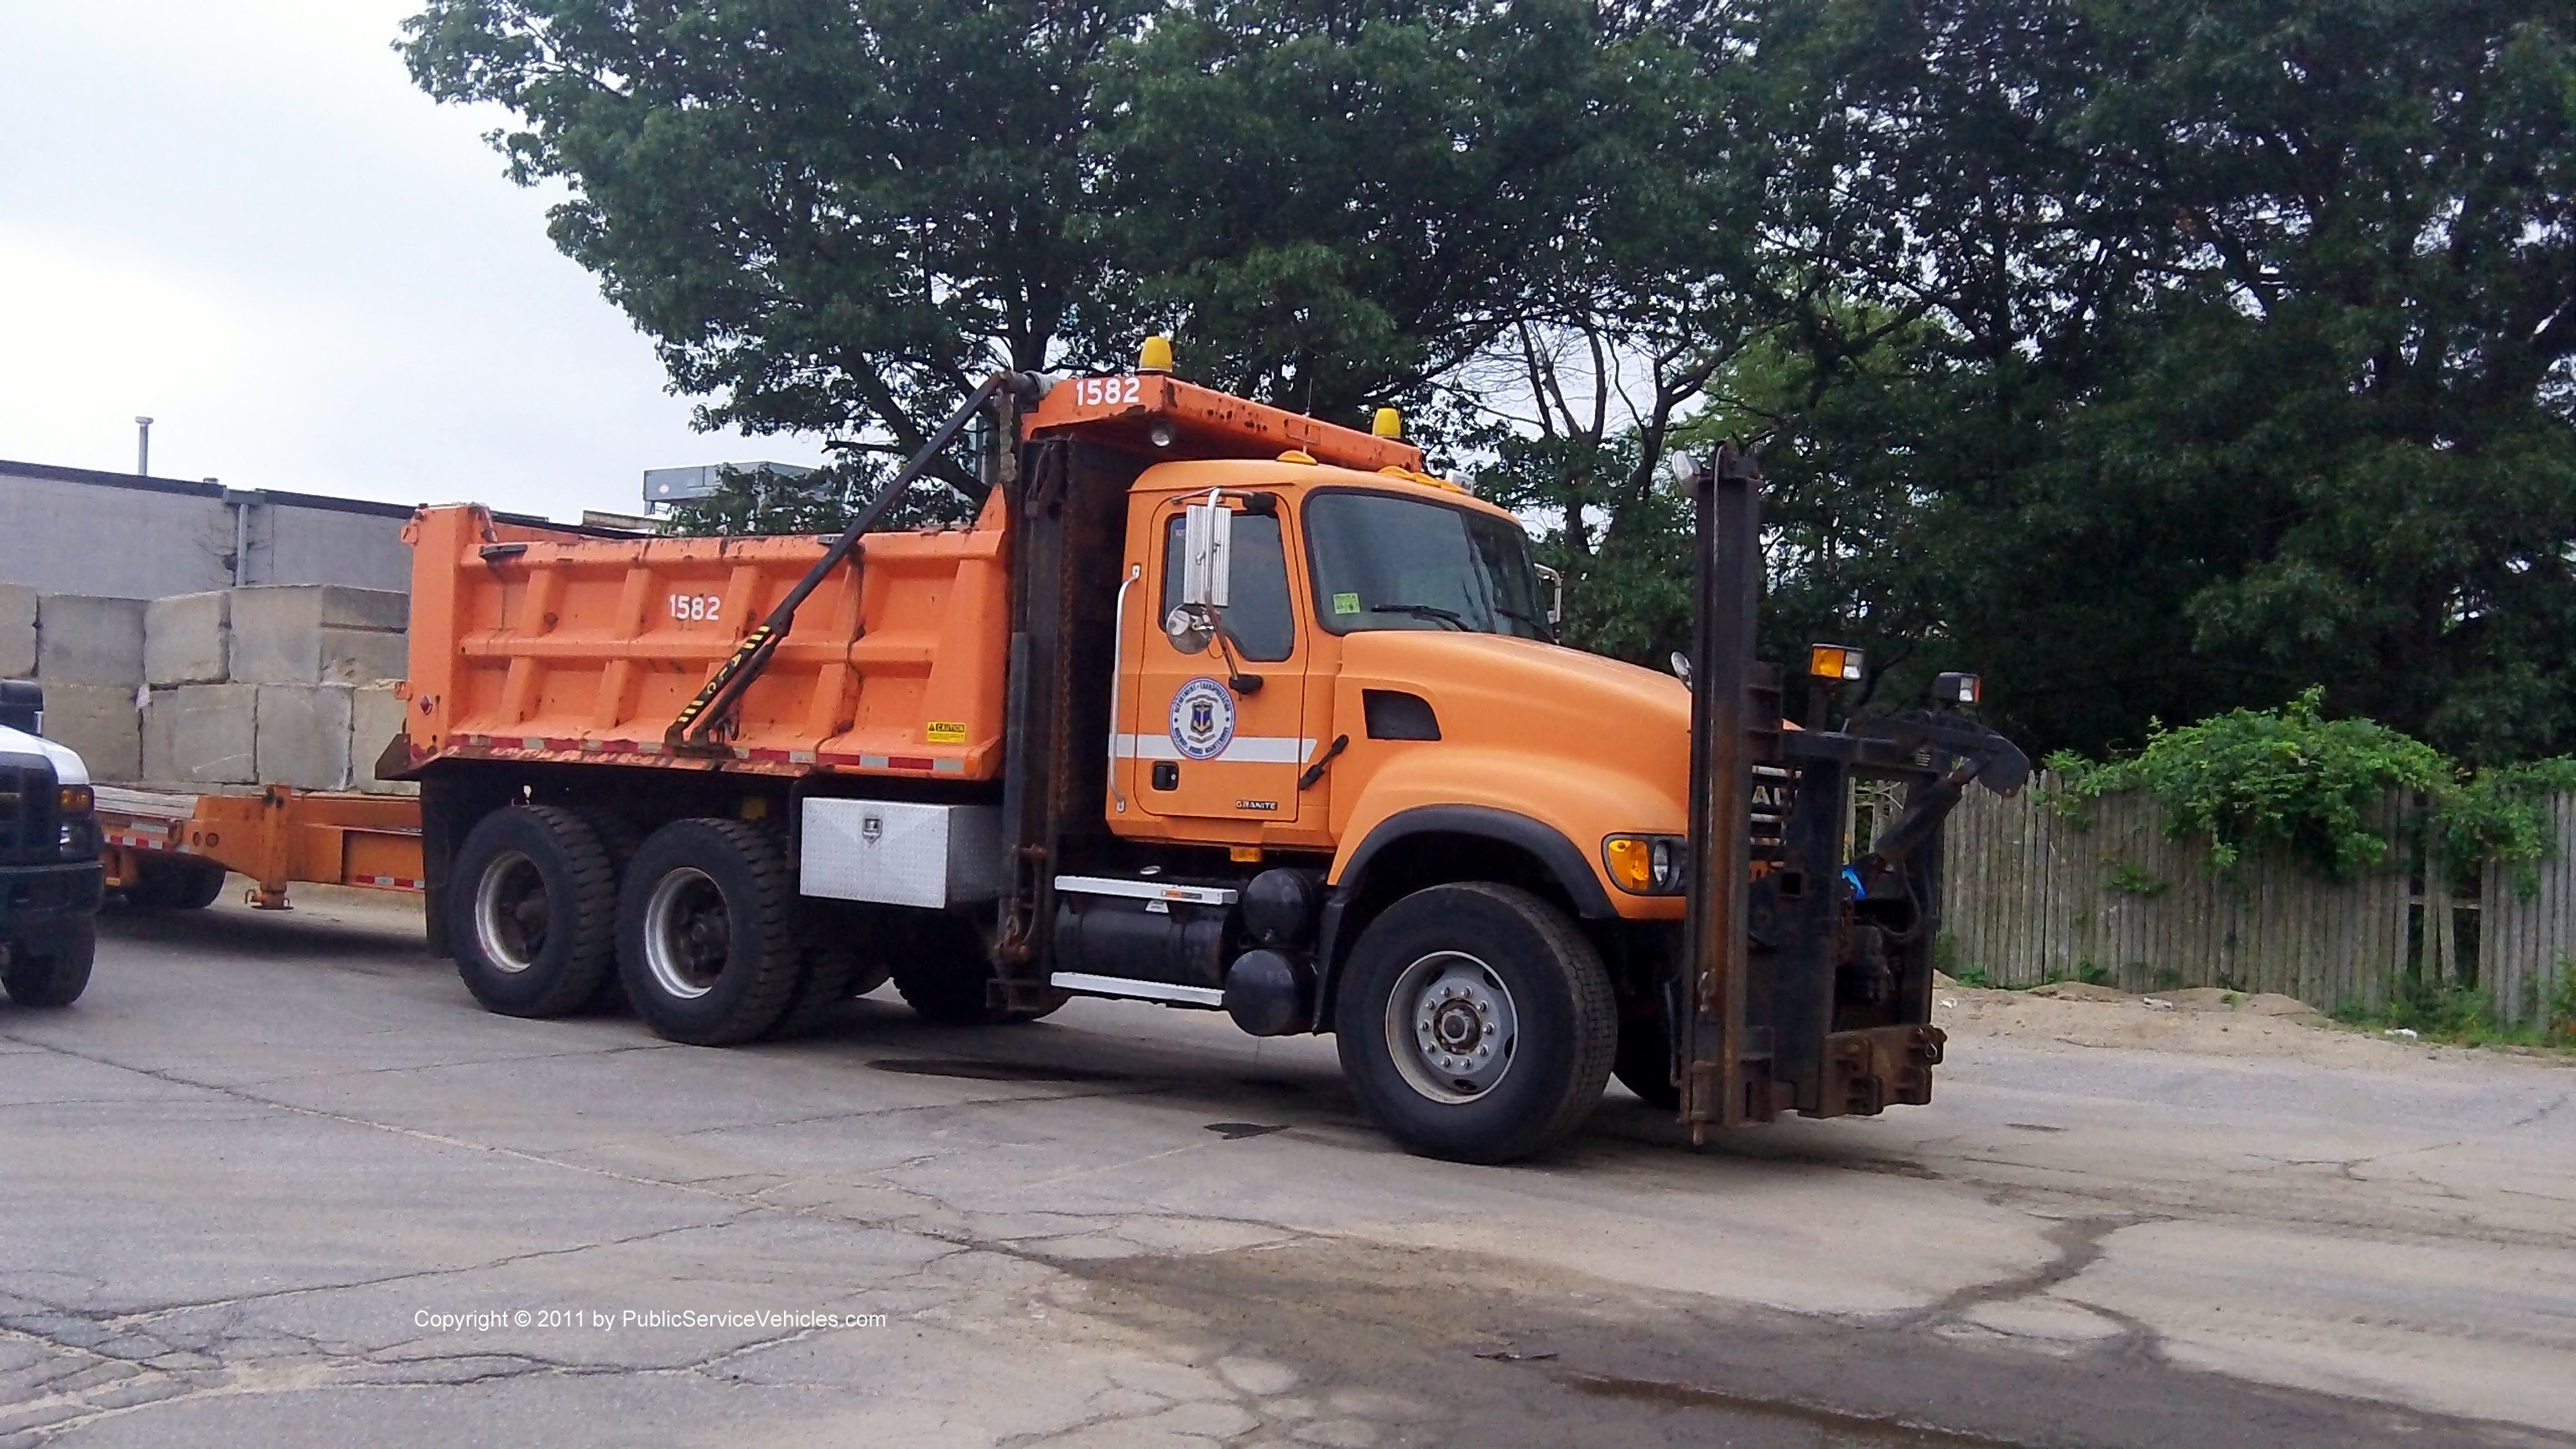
1179, 494, 1232, 610
1163, 605, 1217, 656
0, 679, 40, 735
1533, 564, 1564, 626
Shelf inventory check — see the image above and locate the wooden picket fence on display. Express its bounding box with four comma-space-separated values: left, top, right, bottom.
1936, 776, 2575, 1025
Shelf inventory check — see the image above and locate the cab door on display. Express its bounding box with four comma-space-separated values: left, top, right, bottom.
1123, 496, 1310, 825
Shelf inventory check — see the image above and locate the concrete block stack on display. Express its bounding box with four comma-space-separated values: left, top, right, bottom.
2, 581, 413, 794
138, 585, 414, 794
0, 583, 34, 678
26, 595, 148, 781
227, 585, 411, 688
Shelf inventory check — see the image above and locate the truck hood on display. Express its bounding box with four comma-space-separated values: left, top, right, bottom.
1334, 631, 1692, 833
0, 724, 86, 786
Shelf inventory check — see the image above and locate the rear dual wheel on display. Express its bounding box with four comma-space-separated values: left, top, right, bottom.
448, 805, 617, 1017
616, 818, 801, 1046
891, 911, 1063, 1026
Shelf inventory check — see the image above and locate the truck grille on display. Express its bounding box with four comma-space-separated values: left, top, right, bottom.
0, 764, 55, 865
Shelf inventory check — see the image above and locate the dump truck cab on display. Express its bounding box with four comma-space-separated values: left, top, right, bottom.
1102, 454, 1680, 907
401, 349, 2026, 1162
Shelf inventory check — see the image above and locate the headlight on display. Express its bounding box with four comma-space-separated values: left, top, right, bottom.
1602, 834, 1688, 896
58, 784, 93, 816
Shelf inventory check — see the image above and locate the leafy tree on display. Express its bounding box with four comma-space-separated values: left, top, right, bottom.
401, 0, 1156, 494
1093, 0, 1733, 430
1732, 0, 2576, 762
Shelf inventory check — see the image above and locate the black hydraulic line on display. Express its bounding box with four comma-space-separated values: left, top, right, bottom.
668, 372, 1025, 745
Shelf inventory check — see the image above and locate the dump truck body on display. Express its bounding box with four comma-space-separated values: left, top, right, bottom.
395, 362, 2023, 1161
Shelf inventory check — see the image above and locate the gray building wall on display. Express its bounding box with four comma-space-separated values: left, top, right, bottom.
0, 461, 416, 600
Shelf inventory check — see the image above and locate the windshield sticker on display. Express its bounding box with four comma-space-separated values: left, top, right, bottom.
1332, 591, 1362, 615
1169, 677, 1238, 761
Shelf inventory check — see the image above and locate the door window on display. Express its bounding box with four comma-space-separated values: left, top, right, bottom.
1161, 512, 1295, 660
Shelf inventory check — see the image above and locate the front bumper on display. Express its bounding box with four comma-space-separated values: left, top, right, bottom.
0, 860, 106, 942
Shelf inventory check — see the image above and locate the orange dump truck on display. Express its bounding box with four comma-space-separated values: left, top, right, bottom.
391, 351, 2026, 1162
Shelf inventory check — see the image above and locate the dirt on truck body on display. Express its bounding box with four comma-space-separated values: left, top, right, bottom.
390, 349, 2027, 1161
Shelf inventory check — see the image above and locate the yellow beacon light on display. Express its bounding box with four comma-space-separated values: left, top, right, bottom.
1808, 644, 1865, 683
1138, 335, 1175, 374
1371, 407, 1404, 439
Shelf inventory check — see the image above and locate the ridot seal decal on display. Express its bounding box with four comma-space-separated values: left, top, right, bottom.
1168, 677, 1236, 761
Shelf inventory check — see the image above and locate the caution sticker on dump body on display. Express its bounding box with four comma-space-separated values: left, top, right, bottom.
924, 720, 969, 744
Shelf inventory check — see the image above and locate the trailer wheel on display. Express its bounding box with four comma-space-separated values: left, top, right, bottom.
1333, 882, 1616, 1163
124, 857, 222, 911
3, 921, 95, 1007
449, 805, 617, 1017
617, 818, 799, 1046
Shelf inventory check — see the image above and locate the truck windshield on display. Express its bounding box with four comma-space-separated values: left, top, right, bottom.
1304, 491, 1550, 640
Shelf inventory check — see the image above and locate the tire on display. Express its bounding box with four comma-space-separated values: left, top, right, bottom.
889, 912, 1051, 1025
122, 860, 184, 910
168, 861, 227, 911
1333, 882, 1617, 1164
616, 818, 799, 1046
574, 809, 645, 1013
447, 805, 617, 1018
3, 920, 96, 1007
1613, 1003, 1681, 1112
766, 903, 883, 1039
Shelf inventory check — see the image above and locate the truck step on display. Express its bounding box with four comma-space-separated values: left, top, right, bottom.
1046, 971, 1223, 1007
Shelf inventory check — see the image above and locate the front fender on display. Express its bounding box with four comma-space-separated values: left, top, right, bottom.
1329, 746, 1684, 922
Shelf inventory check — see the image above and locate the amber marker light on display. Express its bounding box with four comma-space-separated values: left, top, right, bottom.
1809, 644, 1866, 683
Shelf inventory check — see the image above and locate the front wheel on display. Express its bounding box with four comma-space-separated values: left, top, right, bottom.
616, 818, 799, 1046
1334, 882, 1616, 1164
3, 920, 96, 1007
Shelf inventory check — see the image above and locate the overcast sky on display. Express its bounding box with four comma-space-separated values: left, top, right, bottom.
0, 2, 829, 522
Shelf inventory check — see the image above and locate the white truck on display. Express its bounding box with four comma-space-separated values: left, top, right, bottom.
0, 681, 105, 1006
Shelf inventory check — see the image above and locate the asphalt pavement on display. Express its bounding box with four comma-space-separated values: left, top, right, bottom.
1, 887, 2570, 1447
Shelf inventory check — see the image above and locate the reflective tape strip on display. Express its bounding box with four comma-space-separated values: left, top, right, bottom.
1111, 733, 1314, 766
357, 875, 426, 891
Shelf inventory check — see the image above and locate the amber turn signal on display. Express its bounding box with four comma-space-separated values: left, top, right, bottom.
1808, 644, 1865, 683
1602, 834, 1687, 896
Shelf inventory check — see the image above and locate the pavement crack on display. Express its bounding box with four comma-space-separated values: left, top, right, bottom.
2504, 1090, 2572, 1131
1898, 1214, 2148, 1331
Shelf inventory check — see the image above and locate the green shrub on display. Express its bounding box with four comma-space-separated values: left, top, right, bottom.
2048, 688, 2576, 889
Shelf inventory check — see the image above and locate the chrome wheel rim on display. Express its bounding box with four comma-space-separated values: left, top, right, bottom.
1384, 951, 1518, 1104
642, 867, 729, 1001
471, 850, 546, 974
